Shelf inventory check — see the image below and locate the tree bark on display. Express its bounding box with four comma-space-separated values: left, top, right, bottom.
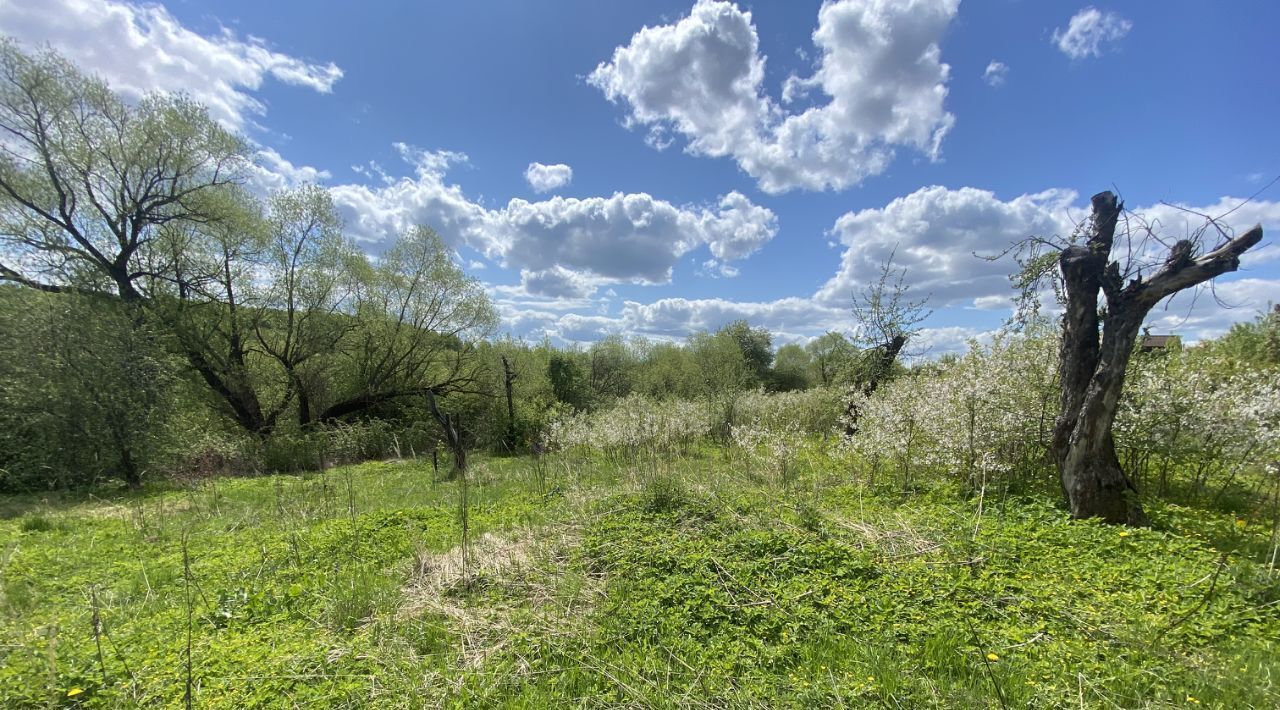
844, 334, 906, 436
501, 355, 517, 451
1053, 191, 1263, 524
425, 389, 466, 480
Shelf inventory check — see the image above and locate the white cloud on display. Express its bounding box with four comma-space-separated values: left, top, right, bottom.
816, 186, 1079, 307
588, 0, 958, 193
0, 0, 342, 130
621, 296, 844, 338
519, 266, 601, 299
970, 295, 1012, 311
1145, 278, 1280, 342
982, 61, 1008, 87
699, 259, 739, 278
328, 144, 777, 289
329, 144, 490, 252
524, 162, 574, 192
247, 148, 332, 193
1052, 7, 1132, 60
816, 185, 1280, 309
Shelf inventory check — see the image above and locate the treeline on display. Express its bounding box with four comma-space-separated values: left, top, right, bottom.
0, 40, 881, 492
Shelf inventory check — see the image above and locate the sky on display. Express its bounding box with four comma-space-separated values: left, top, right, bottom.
2, 0, 1277, 353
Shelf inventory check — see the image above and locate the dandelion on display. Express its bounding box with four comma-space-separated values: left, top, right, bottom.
986, 652, 999, 662
1186, 696, 1200, 704
1118, 531, 1129, 537
1235, 519, 1247, 529
67, 688, 84, 697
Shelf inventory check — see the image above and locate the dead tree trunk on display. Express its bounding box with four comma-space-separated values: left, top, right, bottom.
501, 355, 518, 452
1053, 191, 1263, 525
425, 390, 466, 480
844, 334, 907, 436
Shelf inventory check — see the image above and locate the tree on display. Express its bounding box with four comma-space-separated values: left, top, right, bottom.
805, 331, 855, 387
548, 351, 589, 411
253, 186, 363, 427
0, 287, 176, 489
317, 226, 496, 423
0, 40, 246, 302
633, 341, 700, 399
845, 251, 931, 434
769, 343, 812, 391
1048, 191, 1262, 524
720, 319, 773, 386
587, 335, 634, 405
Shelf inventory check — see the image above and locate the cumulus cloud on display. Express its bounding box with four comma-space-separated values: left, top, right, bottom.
816, 186, 1280, 308
588, 0, 958, 193
524, 162, 574, 192
0, 0, 342, 131
1145, 278, 1280, 341
621, 297, 844, 338
982, 61, 1008, 87
519, 266, 601, 299
327, 143, 777, 292
330, 144, 489, 252
816, 186, 1079, 307
247, 148, 333, 193
1052, 7, 1132, 60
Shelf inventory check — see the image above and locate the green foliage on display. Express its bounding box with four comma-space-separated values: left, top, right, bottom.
719, 319, 774, 384
548, 351, 589, 411
769, 343, 812, 391
805, 331, 858, 387
0, 289, 182, 490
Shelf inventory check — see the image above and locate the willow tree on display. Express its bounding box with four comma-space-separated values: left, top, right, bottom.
1051, 191, 1262, 524
0, 39, 246, 301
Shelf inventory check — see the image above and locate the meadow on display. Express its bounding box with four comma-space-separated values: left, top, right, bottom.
3, 438, 1277, 708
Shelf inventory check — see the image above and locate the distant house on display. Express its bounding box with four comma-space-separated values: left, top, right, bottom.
1139, 331, 1181, 353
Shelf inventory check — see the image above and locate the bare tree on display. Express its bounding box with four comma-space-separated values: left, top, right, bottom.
1047, 191, 1262, 524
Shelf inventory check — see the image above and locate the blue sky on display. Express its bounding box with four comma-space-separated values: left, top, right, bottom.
2, 0, 1276, 351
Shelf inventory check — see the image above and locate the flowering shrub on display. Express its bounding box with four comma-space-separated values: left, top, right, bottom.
736, 387, 845, 435
1118, 350, 1280, 498
544, 394, 714, 465
840, 331, 1058, 490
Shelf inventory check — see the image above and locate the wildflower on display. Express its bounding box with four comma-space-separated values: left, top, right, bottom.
1118, 531, 1129, 537
986, 653, 999, 662
67, 688, 84, 697
1186, 696, 1199, 704
1235, 519, 1247, 529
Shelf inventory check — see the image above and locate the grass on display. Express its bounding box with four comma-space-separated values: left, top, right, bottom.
1, 449, 1277, 708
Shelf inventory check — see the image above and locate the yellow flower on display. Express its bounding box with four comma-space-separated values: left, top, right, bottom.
66, 688, 84, 697
986, 653, 1000, 662
1235, 519, 1247, 529
1118, 531, 1130, 537
1186, 696, 1200, 704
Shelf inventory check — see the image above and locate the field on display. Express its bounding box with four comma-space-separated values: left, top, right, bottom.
3, 448, 1278, 708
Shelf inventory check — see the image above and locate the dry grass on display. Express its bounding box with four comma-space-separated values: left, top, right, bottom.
829, 511, 943, 559
398, 523, 603, 670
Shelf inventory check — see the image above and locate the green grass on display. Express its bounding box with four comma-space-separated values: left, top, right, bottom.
1, 451, 1277, 708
